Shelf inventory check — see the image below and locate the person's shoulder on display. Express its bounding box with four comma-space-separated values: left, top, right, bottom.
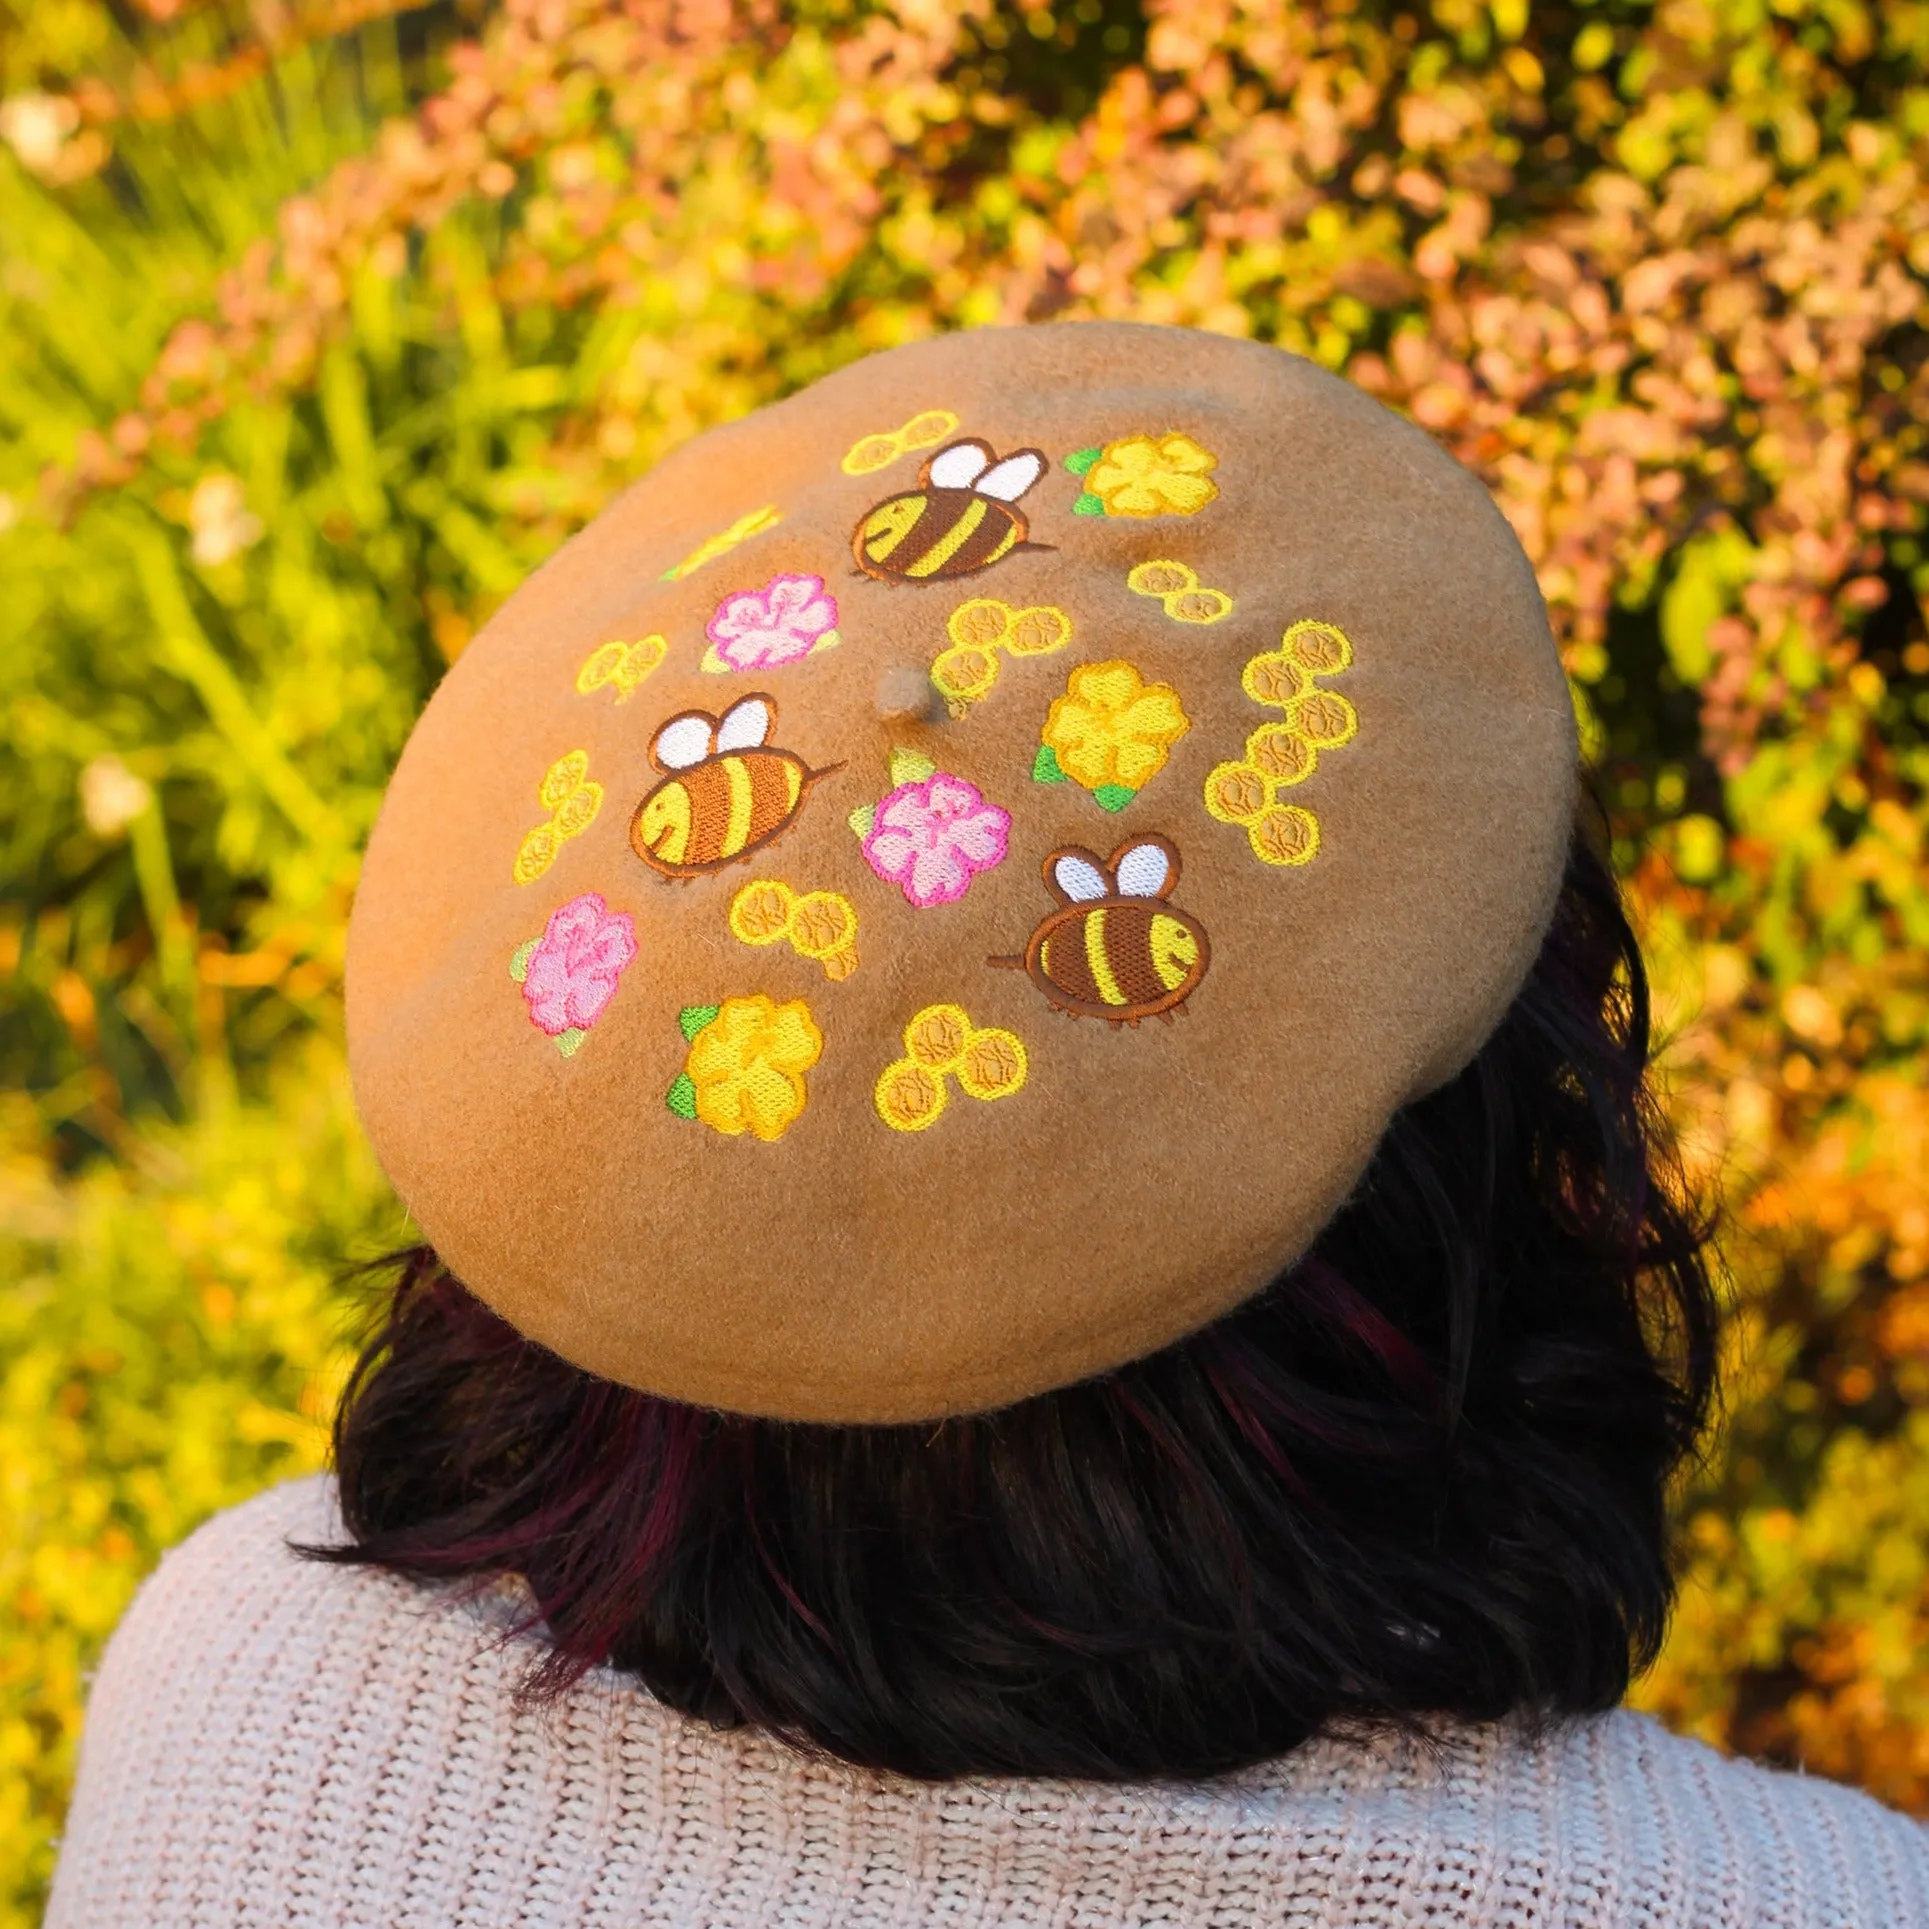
45, 1476, 560, 1929
163, 1467, 341, 1552
122, 1469, 345, 1595
1578, 1704, 1928, 1838
84, 1472, 555, 1737
1540, 1707, 1929, 1920
1232, 1706, 1929, 1927
93, 1473, 448, 1661
132, 1472, 368, 1587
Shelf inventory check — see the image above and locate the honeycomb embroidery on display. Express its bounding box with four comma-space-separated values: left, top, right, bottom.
1032, 660, 1190, 813
665, 995, 822, 1141
576, 637, 667, 704
1202, 619, 1358, 868
509, 892, 637, 1057
728, 879, 860, 981
1126, 558, 1233, 625
840, 409, 962, 476
874, 1002, 1029, 1133
514, 750, 603, 884
929, 596, 1073, 714
660, 505, 782, 582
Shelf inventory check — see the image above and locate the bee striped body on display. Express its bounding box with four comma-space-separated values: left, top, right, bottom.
853, 489, 1027, 583
852, 438, 1049, 586
632, 751, 811, 876
1028, 901, 1206, 1023
630, 694, 833, 880
993, 834, 1211, 1027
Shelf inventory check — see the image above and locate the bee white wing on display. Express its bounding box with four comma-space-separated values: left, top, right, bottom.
652, 713, 717, 771
1113, 842, 1174, 900
1053, 854, 1113, 904
974, 449, 1046, 503
715, 695, 773, 753
926, 439, 995, 490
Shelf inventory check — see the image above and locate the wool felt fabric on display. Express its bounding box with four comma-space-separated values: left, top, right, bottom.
47, 1478, 1929, 1929
346, 321, 1577, 1422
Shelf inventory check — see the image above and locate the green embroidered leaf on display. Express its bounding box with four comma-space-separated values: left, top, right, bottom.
887, 746, 937, 789
848, 803, 877, 838
678, 1004, 720, 1043
1094, 783, 1136, 813
556, 1028, 587, 1058
665, 1072, 698, 1119
508, 937, 539, 984
1032, 743, 1066, 784
1071, 492, 1107, 515
1064, 447, 1101, 475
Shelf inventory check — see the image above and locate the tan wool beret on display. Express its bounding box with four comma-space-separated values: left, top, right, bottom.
345, 322, 1578, 1423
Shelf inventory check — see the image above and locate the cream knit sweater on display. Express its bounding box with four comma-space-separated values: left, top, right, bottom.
46, 1477, 1929, 1928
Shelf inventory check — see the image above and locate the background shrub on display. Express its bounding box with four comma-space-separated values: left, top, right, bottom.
2, 0, 1927, 1917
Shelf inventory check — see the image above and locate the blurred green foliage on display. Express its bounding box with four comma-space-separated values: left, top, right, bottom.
2, 0, 1928, 1919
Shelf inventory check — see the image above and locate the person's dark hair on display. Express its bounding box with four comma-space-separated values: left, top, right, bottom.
316, 810, 1720, 1783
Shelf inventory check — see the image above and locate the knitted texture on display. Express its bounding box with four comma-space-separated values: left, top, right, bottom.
47, 1478, 1929, 1928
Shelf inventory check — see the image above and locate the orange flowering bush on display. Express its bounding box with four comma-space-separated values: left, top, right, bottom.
3, 0, 1928, 1913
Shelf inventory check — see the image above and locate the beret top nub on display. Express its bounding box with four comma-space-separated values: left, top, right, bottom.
345, 322, 1578, 1423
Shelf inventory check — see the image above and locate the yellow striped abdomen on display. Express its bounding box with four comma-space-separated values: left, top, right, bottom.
632, 753, 809, 876
906, 498, 987, 578
719, 753, 804, 862
853, 489, 1026, 584
719, 755, 757, 860
1082, 908, 1127, 1008
1031, 902, 1208, 1020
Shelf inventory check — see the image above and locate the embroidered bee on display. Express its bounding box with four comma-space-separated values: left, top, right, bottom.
851, 438, 1049, 585
990, 834, 1210, 1026
629, 694, 840, 879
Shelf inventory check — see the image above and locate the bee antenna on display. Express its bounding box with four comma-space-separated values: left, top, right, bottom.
986, 955, 1025, 971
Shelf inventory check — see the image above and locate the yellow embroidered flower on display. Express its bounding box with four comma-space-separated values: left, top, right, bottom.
1040, 660, 1191, 796
684, 993, 823, 1142
1085, 432, 1219, 518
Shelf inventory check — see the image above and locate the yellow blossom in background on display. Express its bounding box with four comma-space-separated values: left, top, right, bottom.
1041, 659, 1191, 794
1085, 432, 1219, 517
685, 995, 822, 1142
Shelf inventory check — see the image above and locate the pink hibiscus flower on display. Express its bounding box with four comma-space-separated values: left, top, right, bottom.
705, 572, 839, 672
521, 892, 638, 1036
862, 772, 1011, 908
